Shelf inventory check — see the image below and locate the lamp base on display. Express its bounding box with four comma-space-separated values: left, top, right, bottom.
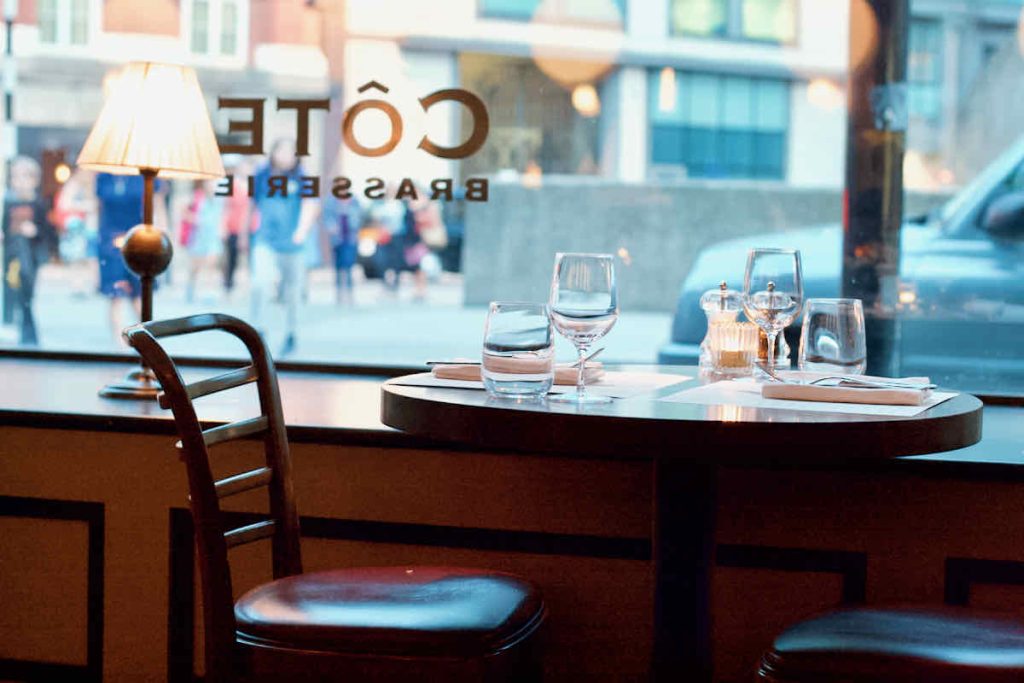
99, 367, 161, 400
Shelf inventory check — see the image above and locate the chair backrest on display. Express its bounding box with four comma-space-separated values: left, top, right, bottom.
123, 313, 302, 682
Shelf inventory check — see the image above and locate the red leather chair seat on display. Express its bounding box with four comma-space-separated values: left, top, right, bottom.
761, 607, 1024, 682
234, 566, 545, 658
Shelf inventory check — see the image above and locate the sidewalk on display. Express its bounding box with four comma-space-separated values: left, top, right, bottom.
7, 261, 673, 367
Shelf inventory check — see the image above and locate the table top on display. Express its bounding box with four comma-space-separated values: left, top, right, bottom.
381, 369, 984, 464
0, 356, 1009, 472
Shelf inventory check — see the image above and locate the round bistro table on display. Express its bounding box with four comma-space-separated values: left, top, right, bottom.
380, 368, 983, 682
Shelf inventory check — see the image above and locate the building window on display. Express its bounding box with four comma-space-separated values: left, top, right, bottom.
670, 0, 796, 44
480, 0, 626, 25
38, 0, 91, 45
650, 69, 789, 179
188, 0, 244, 57
908, 18, 942, 121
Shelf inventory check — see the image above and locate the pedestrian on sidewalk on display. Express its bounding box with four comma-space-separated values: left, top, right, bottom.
221, 156, 251, 298
248, 138, 319, 357
2, 156, 56, 346
323, 194, 362, 305
181, 179, 223, 304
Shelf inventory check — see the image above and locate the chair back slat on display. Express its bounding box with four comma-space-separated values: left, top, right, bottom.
215, 466, 273, 499
158, 365, 258, 409
123, 313, 303, 683
202, 416, 269, 447
224, 519, 277, 548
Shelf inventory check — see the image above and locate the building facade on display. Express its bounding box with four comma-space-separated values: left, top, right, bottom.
2, 0, 1021, 192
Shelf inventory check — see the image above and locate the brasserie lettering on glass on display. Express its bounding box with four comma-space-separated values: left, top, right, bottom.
214, 81, 490, 203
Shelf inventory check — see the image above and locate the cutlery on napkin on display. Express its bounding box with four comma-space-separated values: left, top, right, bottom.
761, 375, 933, 406
432, 361, 605, 385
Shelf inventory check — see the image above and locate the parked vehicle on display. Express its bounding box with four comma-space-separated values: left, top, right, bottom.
659, 136, 1024, 392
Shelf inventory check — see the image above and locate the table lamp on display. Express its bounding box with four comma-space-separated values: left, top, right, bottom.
78, 62, 225, 399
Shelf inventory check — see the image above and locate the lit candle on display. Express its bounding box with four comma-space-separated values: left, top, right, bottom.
708, 322, 759, 375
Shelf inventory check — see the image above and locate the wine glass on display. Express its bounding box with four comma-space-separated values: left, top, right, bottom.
742, 248, 803, 377
548, 253, 618, 404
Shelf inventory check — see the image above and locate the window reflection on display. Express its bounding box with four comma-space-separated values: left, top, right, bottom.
671, 0, 796, 43
5, 0, 1024, 395
650, 71, 788, 180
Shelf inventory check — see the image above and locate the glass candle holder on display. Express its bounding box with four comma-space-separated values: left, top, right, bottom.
707, 321, 759, 376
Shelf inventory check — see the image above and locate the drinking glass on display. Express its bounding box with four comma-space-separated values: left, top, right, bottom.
482, 301, 554, 399
798, 298, 867, 374
742, 248, 803, 376
548, 253, 618, 404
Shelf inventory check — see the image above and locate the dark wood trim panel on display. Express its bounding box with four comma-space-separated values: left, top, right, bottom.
945, 557, 1024, 606
0, 496, 104, 683
717, 544, 868, 603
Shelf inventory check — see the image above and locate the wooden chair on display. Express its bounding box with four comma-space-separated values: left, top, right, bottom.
758, 606, 1024, 682
124, 313, 546, 683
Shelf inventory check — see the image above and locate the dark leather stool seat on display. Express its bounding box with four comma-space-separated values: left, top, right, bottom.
760, 607, 1024, 682
235, 566, 545, 658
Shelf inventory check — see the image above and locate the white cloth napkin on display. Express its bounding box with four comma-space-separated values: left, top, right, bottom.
432, 361, 604, 386
761, 374, 932, 406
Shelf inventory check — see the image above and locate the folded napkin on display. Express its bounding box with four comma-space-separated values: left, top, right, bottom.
761, 375, 932, 406
432, 361, 604, 385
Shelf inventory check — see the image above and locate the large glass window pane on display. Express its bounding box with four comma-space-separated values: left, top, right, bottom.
908, 18, 942, 121
895, 0, 1024, 394
69, 0, 89, 45
686, 73, 720, 127
481, 0, 540, 20
670, 0, 728, 37
721, 76, 754, 130
562, 0, 626, 23
18, 0, 1024, 397
753, 79, 788, 131
651, 125, 685, 164
741, 0, 796, 43
220, 0, 238, 55
191, 0, 210, 54
650, 71, 786, 180
38, 0, 59, 43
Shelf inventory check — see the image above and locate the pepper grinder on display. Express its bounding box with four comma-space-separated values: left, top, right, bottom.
699, 281, 743, 371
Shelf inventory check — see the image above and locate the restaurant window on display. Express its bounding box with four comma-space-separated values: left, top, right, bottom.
12, 0, 1024, 398
908, 18, 942, 122
38, 0, 92, 46
187, 0, 245, 57
670, 0, 796, 44
650, 70, 788, 179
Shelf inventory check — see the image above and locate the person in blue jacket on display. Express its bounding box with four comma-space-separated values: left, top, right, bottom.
249, 138, 319, 357
95, 171, 166, 345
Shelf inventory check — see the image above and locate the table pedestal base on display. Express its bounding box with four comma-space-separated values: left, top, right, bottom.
652, 461, 717, 683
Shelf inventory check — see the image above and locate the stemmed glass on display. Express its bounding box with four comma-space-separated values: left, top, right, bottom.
742, 248, 803, 377
548, 253, 618, 404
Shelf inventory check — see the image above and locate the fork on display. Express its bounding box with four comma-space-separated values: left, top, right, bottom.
756, 363, 937, 390
809, 376, 938, 390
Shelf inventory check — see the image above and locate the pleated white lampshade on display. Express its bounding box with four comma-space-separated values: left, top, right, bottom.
77, 62, 225, 179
